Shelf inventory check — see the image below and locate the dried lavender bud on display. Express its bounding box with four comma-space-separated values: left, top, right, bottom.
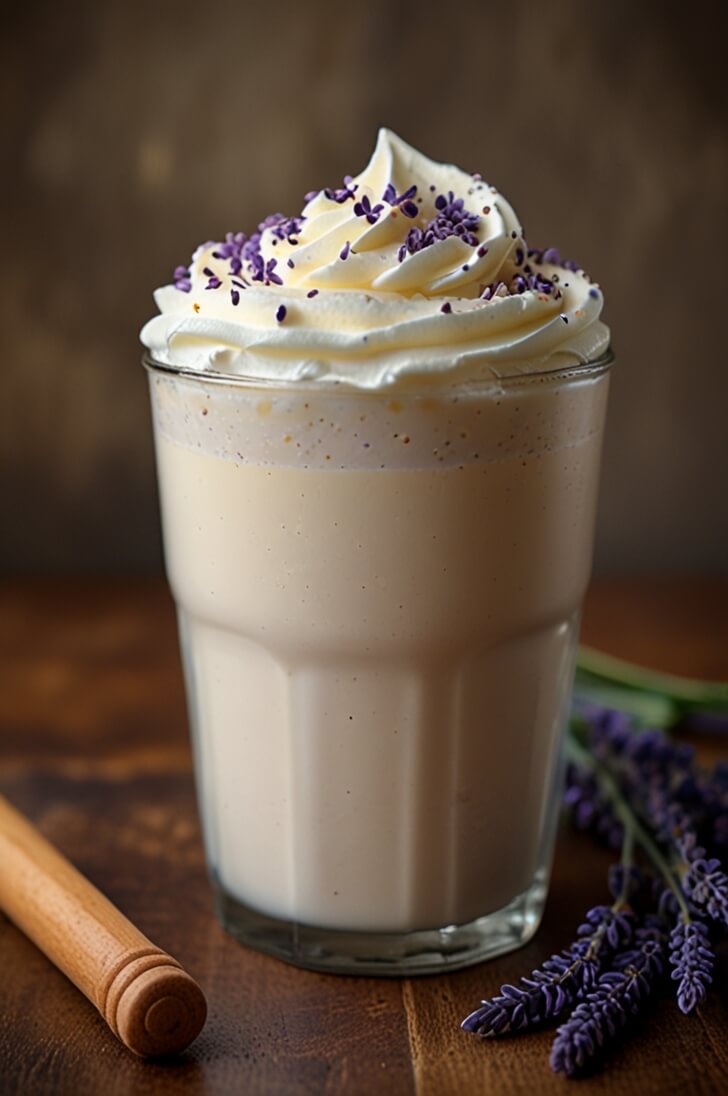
353, 194, 384, 224
564, 763, 623, 849
323, 178, 358, 203
668, 919, 714, 1014
682, 857, 728, 927
585, 708, 724, 889
382, 182, 419, 218
703, 761, 728, 854
173, 263, 192, 292
405, 190, 480, 255
607, 864, 644, 905
461, 906, 633, 1038
550, 923, 666, 1077
577, 906, 634, 951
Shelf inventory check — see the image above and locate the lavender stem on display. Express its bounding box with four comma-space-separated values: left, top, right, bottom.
565, 735, 691, 919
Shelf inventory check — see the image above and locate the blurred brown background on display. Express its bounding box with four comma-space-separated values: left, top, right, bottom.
2, 0, 726, 575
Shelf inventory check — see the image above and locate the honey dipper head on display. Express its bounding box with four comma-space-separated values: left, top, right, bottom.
115, 964, 207, 1058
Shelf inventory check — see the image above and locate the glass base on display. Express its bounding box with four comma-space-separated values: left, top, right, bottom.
212, 870, 548, 976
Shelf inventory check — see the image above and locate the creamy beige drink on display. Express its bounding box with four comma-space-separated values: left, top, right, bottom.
142, 130, 611, 971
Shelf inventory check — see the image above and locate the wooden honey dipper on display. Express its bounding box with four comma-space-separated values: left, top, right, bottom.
0, 793, 207, 1057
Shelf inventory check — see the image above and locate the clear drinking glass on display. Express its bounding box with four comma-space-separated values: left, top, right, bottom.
144, 350, 612, 975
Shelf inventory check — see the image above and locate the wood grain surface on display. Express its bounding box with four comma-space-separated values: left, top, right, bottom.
1, 579, 727, 1095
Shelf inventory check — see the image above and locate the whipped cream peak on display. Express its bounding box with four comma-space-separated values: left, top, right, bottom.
142, 129, 609, 388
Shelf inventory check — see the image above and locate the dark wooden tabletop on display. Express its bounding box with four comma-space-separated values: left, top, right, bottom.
1, 578, 727, 1095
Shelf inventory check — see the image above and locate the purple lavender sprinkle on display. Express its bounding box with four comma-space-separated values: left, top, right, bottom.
353, 195, 384, 224
542, 247, 561, 264
306, 289, 319, 298
589, 288, 600, 299
287, 258, 295, 269
276, 304, 287, 323
383, 182, 419, 212
477, 245, 488, 258
231, 289, 240, 306
440, 302, 452, 314
339, 241, 351, 261
252, 257, 284, 287
406, 190, 480, 256
324, 179, 358, 204
205, 277, 222, 290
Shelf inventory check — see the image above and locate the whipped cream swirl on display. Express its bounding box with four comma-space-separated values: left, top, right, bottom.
141, 130, 609, 388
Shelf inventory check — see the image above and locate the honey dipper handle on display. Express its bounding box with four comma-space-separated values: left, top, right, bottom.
0, 794, 206, 1057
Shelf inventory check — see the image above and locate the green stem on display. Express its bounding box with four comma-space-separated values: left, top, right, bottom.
576, 646, 728, 714
565, 734, 691, 919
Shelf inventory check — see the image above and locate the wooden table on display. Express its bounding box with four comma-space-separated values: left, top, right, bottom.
1, 579, 726, 1095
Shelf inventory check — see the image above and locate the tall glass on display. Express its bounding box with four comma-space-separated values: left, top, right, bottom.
144, 351, 612, 975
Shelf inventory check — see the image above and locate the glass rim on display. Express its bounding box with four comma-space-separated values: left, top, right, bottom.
141, 346, 614, 396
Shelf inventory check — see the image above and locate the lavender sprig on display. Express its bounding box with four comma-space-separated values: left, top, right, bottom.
682, 857, 728, 927
462, 829, 636, 1038
583, 713, 728, 930
564, 762, 623, 849
668, 919, 714, 1014
568, 723, 725, 1018
550, 921, 666, 1077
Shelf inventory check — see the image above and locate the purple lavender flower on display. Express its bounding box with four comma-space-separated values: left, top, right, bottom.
269, 213, 306, 244
584, 709, 720, 878
202, 267, 222, 291
323, 177, 358, 203
682, 857, 728, 927
173, 264, 192, 292
212, 230, 248, 275
607, 863, 644, 905
528, 246, 583, 273
382, 182, 419, 218
461, 906, 634, 1038
578, 905, 635, 950
564, 763, 623, 849
509, 270, 561, 298
550, 923, 665, 1076
250, 256, 284, 287
668, 919, 714, 1014
403, 190, 480, 257
353, 194, 384, 224
703, 760, 728, 854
